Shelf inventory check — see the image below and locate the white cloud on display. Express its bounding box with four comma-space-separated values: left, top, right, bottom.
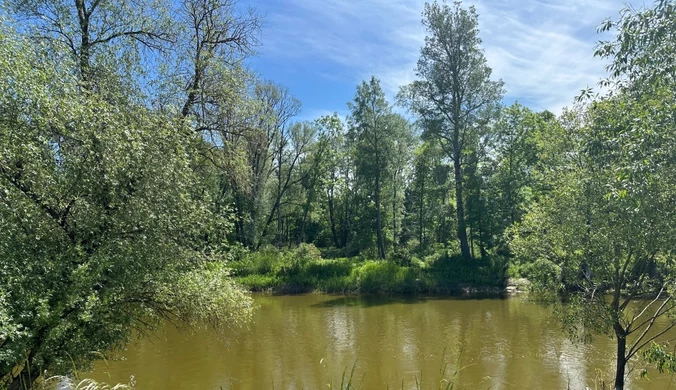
296, 107, 348, 123
257, 0, 638, 113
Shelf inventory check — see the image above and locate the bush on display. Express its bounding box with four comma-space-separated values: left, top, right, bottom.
293, 243, 322, 261
389, 247, 413, 266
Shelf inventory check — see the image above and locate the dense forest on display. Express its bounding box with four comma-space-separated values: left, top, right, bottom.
1, 0, 676, 389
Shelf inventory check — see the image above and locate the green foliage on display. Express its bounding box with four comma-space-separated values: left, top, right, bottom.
642, 342, 676, 374
0, 23, 253, 388
346, 76, 412, 258
510, 3, 676, 386
400, 0, 504, 261
353, 261, 420, 294
595, 0, 676, 89
156, 264, 254, 332
232, 246, 504, 295
7, 0, 676, 388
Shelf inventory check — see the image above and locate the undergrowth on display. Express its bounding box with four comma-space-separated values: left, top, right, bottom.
229, 244, 507, 294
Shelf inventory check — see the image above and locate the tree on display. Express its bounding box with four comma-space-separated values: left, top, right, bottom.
595, 0, 676, 91
348, 77, 402, 259
178, 0, 261, 118
511, 3, 676, 388
406, 141, 450, 249
6, 0, 173, 89
315, 114, 348, 248
482, 103, 543, 253
388, 116, 415, 246
400, 0, 504, 261
0, 29, 253, 389
511, 92, 676, 390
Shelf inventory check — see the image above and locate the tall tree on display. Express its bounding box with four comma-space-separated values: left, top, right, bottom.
178, 0, 261, 118
315, 114, 348, 248
400, 0, 504, 261
511, 93, 676, 390
388, 116, 415, 245
481, 103, 544, 253
348, 77, 400, 259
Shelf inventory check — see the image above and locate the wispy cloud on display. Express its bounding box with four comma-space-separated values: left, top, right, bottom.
256, 0, 639, 114
295, 107, 348, 123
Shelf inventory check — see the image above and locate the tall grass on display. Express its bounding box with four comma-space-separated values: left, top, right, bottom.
316, 348, 479, 390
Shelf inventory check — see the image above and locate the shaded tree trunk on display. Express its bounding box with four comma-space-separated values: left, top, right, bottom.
300, 202, 309, 244
276, 151, 283, 247
454, 156, 471, 260
441, 186, 448, 245
375, 170, 385, 259
327, 186, 339, 247
419, 173, 425, 246
74, 0, 91, 81
392, 171, 398, 244
614, 322, 627, 390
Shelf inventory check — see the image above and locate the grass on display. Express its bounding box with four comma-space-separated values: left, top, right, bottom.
229, 244, 507, 295
294, 347, 479, 390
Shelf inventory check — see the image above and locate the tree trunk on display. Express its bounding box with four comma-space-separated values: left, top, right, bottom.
375, 170, 386, 259
340, 191, 350, 248
479, 226, 488, 260
392, 172, 397, 245
453, 157, 471, 260
419, 174, 424, 247
327, 186, 339, 247
614, 322, 627, 390
276, 153, 283, 247
441, 186, 448, 245
469, 226, 475, 258
300, 203, 309, 244
75, 0, 91, 81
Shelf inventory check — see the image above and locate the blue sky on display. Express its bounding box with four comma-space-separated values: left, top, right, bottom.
245, 0, 640, 121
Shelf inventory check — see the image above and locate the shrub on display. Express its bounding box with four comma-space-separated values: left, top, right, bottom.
389, 247, 413, 266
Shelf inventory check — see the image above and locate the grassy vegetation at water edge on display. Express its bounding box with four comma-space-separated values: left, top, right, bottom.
228, 244, 508, 294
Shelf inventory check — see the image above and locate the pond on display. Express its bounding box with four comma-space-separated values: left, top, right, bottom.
89, 294, 676, 389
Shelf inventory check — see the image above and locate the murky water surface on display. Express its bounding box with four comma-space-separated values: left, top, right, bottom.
90, 294, 676, 389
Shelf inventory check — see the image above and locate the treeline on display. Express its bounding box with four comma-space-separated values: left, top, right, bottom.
213, 4, 558, 263
240, 81, 558, 262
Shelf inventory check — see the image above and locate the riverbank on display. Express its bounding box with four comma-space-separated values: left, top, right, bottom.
229, 244, 528, 295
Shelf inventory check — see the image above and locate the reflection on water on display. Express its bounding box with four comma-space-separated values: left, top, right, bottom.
90, 294, 676, 389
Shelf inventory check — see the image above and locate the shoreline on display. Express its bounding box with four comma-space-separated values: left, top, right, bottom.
236, 276, 531, 296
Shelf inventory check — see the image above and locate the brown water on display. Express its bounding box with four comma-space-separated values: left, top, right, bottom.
90, 294, 676, 389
